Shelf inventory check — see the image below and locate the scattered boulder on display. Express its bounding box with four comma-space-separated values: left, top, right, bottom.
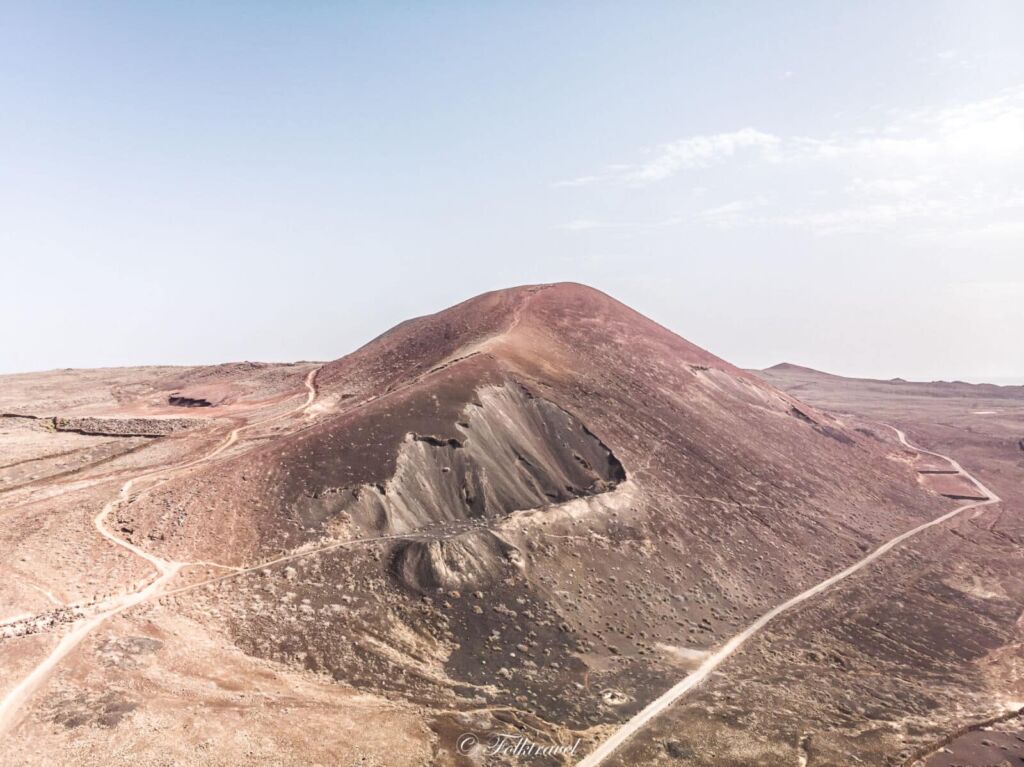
664, 740, 694, 759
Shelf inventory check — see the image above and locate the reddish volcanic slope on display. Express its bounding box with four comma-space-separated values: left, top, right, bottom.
127, 284, 935, 566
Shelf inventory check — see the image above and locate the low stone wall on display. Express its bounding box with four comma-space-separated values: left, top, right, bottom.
53, 416, 205, 437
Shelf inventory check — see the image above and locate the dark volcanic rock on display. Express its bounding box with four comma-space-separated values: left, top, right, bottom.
168, 394, 214, 407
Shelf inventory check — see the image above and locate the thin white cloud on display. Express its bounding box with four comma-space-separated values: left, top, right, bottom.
555, 128, 781, 187
560, 86, 1024, 183
794, 86, 1024, 165
557, 86, 1024, 242
628, 128, 781, 183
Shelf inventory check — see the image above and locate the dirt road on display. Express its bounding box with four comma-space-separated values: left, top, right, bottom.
575, 426, 1000, 767
0, 368, 319, 737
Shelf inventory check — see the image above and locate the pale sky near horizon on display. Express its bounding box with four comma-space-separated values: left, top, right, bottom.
2, 2, 1023, 383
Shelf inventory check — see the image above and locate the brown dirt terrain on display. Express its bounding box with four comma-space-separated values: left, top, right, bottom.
597, 364, 1023, 766
0, 285, 1003, 766
597, 363, 1024, 765
750, 364, 1024, 767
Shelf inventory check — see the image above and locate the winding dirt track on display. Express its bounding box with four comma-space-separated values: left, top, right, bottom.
0, 368, 319, 737
575, 425, 1001, 767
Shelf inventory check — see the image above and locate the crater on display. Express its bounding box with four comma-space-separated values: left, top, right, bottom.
336, 382, 626, 592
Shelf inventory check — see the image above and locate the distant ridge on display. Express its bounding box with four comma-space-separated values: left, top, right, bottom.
761, 362, 1024, 394
764, 362, 832, 375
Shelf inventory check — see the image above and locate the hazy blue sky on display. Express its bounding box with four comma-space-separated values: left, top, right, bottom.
3, 2, 1022, 382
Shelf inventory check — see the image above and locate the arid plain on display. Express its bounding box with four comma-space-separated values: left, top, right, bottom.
1, 284, 1021, 766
